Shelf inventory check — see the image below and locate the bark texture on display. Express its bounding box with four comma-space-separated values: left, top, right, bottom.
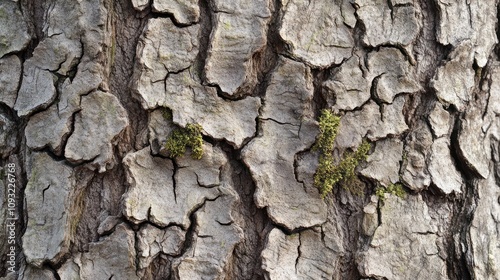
1, 0, 500, 279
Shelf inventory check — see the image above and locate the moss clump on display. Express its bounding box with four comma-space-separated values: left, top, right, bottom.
375, 183, 406, 202
313, 109, 371, 198
165, 123, 203, 160
314, 109, 341, 154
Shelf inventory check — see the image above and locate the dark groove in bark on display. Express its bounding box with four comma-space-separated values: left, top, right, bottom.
143, 254, 171, 280
330, 190, 364, 279
197, 0, 214, 86
44, 263, 62, 280
311, 68, 329, 116
220, 142, 271, 280
19, 0, 44, 61
73, 172, 102, 253
171, 159, 178, 203
444, 182, 476, 280
148, 12, 195, 27
133, 230, 141, 277
495, 3, 500, 59
239, 0, 284, 149
445, 106, 478, 280
73, 163, 126, 253
110, 0, 149, 152
254, 0, 285, 97
415, 0, 453, 84
56, 109, 80, 158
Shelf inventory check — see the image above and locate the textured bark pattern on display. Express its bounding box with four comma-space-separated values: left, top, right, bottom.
0, 0, 500, 279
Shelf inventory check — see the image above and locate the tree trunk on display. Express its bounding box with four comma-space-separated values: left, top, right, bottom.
1, 0, 499, 279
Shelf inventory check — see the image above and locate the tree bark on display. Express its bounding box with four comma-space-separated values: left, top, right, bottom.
1, 0, 499, 279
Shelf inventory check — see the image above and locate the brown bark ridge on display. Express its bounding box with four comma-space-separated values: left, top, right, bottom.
0, 0, 499, 279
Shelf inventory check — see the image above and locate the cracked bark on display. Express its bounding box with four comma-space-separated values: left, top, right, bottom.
1, 0, 500, 279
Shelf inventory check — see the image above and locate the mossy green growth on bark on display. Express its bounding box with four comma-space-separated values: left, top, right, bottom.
313, 109, 371, 198
375, 183, 406, 202
165, 123, 203, 160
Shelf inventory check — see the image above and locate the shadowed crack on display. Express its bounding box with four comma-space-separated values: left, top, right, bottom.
41, 185, 50, 203
295, 233, 302, 274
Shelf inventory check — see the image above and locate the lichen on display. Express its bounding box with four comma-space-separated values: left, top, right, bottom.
165, 123, 204, 160
313, 109, 371, 198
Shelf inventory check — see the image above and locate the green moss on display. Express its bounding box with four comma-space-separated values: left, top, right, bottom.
375, 183, 406, 202
165, 123, 204, 160
401, 150, 408, 163
375, 186, 386, 201
387, 183, 406, 197
313, 109, 341, 154
313, 109, 371, 198
161, 107, 173, 121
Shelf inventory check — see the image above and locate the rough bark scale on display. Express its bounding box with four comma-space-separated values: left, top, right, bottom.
0, 0, 499, 279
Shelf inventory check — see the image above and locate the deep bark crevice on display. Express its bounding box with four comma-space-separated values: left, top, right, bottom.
72, 164, 127, 253
442, 181, 476, 280
414, 0, 453, 83
109, 0, 150, 152
311, 68, 329, 115
219, 142, 271, 280
195, 0, 213, 86
142, 254, 172, 280
328, 189, 364, 279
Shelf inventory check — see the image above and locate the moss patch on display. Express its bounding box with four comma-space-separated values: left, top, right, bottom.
314, 109, 341, 154
165, 123, 204, 160
375, 183, 406, 202
313, 109, 371, 198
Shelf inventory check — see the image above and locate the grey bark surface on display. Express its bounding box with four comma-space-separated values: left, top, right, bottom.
0, 0, 500, 279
